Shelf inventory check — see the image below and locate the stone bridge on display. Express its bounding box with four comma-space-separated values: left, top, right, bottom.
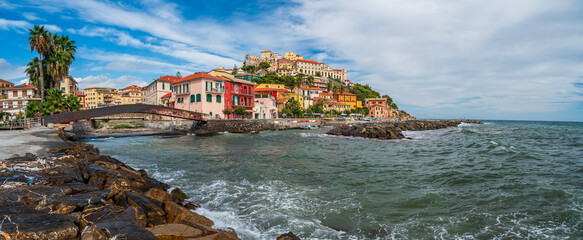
41, 104, 206, 125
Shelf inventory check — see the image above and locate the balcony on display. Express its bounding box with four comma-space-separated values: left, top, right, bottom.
231, 91, 253, 97
207, 87, 224, 94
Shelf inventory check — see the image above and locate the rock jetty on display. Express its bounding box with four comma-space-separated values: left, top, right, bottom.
327, 119, 483, 140
0, 143, 240, 240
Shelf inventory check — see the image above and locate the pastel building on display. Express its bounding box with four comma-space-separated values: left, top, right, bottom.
116, 85, 145, 105
146, 75, 180, 105
0, 79, 15, 99
59, 75, 78, 96
171, 73, 225, 119
0, 84, 40, 114
365, 98, 395, 118
334, 92, 358, 110
253, 96, 278, 119
82, 87, 117, 109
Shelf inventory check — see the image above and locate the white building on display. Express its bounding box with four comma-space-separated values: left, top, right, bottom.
0, 84, 40, 114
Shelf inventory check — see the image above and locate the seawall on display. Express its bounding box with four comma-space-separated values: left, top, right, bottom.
327, 119, 483, 140
144, 119, 321, 135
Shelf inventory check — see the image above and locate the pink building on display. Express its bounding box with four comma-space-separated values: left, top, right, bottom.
171, 73, 225, 119
253, 96, 278, 119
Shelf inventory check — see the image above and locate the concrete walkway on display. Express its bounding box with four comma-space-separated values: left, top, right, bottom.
0, 127, 70, 160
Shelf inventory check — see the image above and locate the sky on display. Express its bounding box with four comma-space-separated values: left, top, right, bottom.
1, 0, 582, 121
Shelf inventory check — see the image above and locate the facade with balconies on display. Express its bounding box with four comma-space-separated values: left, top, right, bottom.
84, 87, 117, 109
171, 73, 226, 119
0, 84, 40, 114
222, 75, 257, 119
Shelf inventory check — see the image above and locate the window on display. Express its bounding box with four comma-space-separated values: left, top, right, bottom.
206, 82, 210, 91
196, 94, 201, 102
190, 95, 195, 102
61, 88, 66, 91
162, 83, 165, 90
234, 85, 239, 93
206, 94, 212, 102
185, 84, 189, 92
216, 95, 221, 103
210, 112, 213, 118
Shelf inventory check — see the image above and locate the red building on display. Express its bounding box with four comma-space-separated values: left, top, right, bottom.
76, 91, 86, 109
222, 76, 257, 119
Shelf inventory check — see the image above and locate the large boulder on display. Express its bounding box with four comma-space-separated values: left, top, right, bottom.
146, 223, 203, 239
164, 201, 214, 228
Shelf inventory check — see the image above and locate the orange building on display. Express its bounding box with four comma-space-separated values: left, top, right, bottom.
334, 92, 357, 110
365, 98, 395, 118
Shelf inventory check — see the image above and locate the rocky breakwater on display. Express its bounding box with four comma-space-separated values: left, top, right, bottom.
191, 119, 320, 136
0, 143, 239, 240
327, 119, 483, 140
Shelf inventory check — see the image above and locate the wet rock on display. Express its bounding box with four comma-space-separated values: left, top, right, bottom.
171, 188, 188, 203
164, 201, 214, 228
82, 204, 157, 240
146, 223, 203, 239
80, 222, 110, 240
327, 120, 482, 140
0, 201, 78, 240
146, 188, 173, 203
114, 191, 166, 227
277, 232, 301, 240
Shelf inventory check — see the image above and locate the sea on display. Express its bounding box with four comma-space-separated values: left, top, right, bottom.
81, 120, 583, 239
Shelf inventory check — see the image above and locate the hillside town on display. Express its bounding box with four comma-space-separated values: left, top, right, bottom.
1, 49, 410, 122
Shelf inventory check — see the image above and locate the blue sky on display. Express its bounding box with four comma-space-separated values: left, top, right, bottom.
1, 0, 582, 121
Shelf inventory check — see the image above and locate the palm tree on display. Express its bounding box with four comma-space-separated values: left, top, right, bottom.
28, 25, 50, 102
326, 81, 333, 92
25, 57, 41, 86
47, 34, 76, 88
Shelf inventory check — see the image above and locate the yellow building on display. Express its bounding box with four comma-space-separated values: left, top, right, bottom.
84, 87, 116, 109
116, 85, 145, 105
320, 99, 351, 112
357, 100, 363, 109
59, 75, 78, 96
284, 51, 303, 61
257, 83, 290, 90
334, 92, 358, 110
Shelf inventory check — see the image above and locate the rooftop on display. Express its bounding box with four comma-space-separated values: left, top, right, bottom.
175, 73, 225, 83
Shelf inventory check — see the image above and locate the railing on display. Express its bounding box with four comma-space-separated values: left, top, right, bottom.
0, 118, 40, 130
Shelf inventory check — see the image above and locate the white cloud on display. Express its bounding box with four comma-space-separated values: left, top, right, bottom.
22, 12, 44, 21
69, 26, 239, 69
76, 47, 195, 75
76, 74, 147, 89
0, 18, 61, 33
285, 0, 583, 118
0, 58, 27, 80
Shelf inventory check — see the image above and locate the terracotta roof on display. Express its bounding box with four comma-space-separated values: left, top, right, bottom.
161, 92, 172, 98
0, 79, 14, 85
4, 84, 36, 90
176, 73, 225, 83
320, 92, 333, 95
121, 85, 142, 90
277, 98, 287, 103
332, 69, 342, 72
337, 92, 356, 96
255, 88, 278, 92
300, 87, 322, 90
157, 75, 181, 82
295, 59, 320, 64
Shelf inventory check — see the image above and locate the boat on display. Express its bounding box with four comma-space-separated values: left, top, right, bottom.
300, 125, 318, 130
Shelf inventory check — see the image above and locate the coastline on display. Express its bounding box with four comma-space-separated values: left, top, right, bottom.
0, 128, 243, 240
0, 120, 481, 239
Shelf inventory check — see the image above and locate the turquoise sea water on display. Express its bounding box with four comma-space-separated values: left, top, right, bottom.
83, 121, 583, 239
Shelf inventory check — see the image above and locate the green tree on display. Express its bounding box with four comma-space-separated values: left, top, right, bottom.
176, 71, 182, 78
233, 106, 248, 118
26, 89, 80, 117
315, 71, 321, 77
306, 76, 314, 88
391, 103, 398, 110
241, 65, 256, 74
28, 25, 50, 102
307, 101, 324, 114
222, 108, 233, 119
326, 81, 333, 92
282, 99, 302, 117
382, 94, 393, 104
259, 62, 270, 71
